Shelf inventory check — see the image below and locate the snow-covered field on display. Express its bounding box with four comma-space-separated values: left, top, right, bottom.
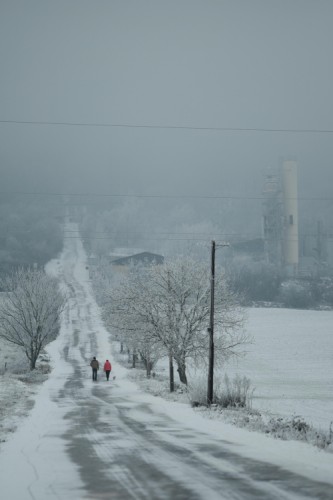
151, 306, 333, 435
225, 307, 333, 432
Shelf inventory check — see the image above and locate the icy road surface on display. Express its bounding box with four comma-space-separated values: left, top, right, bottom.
0, 227, 332, 500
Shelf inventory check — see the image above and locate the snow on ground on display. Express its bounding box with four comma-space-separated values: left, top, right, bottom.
225, 307, 333, 432
0, 370, 35, 440
99, 356, 333, 488
1, 229, 333, 497
147, 306, 333, 436
0, 323, 48, 444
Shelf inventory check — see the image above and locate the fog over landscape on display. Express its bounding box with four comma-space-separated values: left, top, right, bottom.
2, 4, 333, 497
1, 0, 333, 204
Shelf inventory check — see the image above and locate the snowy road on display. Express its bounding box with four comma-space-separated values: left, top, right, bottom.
0, 230, 333, 500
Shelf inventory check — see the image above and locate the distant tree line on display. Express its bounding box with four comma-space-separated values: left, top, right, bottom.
0, 197, 63, 283
226, 259, 333, 309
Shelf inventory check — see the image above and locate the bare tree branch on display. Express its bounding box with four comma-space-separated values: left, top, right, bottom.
100, 257, 249, 387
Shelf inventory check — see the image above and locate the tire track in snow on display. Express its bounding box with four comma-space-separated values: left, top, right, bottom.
86, 389, 307, 500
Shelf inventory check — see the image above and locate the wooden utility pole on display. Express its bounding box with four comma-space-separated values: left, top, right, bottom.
207, 240, 215, 405
169, 352, 175, 392
207, 240, 229, 405
167, 269, 175, 393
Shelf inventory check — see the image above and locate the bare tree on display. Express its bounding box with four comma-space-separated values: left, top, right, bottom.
0, 267, 65, 370
105, 257, 248, 387
103, 271, 166, 376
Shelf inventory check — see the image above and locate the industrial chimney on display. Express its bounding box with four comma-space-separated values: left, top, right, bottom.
281, 160, 299, 276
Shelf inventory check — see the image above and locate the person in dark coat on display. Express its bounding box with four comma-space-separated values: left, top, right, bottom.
103, 359, 112, 381
90, 356, 99, 381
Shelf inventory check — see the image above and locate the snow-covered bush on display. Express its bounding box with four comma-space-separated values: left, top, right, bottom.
263, 416, 332, 450
203, 406, 332, 452
8, 353, 30, 375
187, 373, 254, 408
215, 374, 253, 408
16, 366, 50, 383
0, 340, 29, 375
187, 374, 207, 406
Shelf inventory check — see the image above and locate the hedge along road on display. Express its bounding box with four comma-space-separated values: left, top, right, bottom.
0, 228, 332, 500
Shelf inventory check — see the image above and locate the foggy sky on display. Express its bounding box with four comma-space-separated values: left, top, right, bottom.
1, 0, 333, 201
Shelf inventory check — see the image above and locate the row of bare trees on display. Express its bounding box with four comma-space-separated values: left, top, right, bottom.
101, 257, 249, 389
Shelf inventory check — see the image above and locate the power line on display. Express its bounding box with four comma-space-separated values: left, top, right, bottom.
6, 226, 322, 242
1, 190, 333, 202
64, 236, 218, 242
64, 229, 262, 237
1, 119, 333, 134
66, 229, 329, 240
63, 235, 309, 244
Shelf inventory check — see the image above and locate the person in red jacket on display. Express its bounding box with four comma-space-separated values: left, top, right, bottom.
103, 359, 112, 381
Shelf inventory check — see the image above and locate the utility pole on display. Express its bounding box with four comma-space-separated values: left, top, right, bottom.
207, 240, 215, 405
169, 352, 174, 392
207, 240, 229, 406
167, 269, 175, 393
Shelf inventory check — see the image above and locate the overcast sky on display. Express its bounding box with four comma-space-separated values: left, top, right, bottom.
1, 0, 333, 201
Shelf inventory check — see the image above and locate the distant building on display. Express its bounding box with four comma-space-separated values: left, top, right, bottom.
111, 252, 164, 274
109, 248, 144, 262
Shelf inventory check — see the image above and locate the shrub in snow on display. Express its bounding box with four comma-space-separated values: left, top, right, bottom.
268, 416, 309, 439
187, 374, 207, 407
187, 373, 254, 408
205, 407, 333, 452
9, 355, 30, 375
263, 415, 332, 450
215, 374, 254, 408
17, 370, 49, 384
